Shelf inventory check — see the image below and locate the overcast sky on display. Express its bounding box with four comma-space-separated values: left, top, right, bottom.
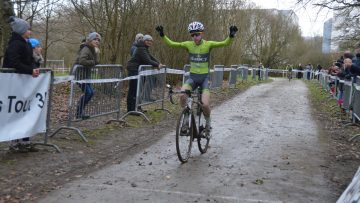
250, 0, 333, 37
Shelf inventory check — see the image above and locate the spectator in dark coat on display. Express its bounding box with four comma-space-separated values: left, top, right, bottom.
126, 35, 163, 112
3, 16, 39, 76
297, 63, 303, 79
316, 64, 322, 80
2, 16, 39, 152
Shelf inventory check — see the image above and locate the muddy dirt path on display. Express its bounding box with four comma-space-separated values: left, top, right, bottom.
39, 79, 336, 203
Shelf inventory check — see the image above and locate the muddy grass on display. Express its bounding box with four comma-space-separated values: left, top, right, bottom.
0, 79, 264, 203
306, 80, 360, 198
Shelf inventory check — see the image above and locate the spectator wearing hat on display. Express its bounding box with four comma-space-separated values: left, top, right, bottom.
126, 34, 164, 112
73, 32, 101, 119
3, 16, 39, 77
130, 33, 144, 57
29, 38, 44, 68
3, 16, 40, 152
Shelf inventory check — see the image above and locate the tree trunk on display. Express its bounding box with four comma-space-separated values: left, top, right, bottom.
0, 0, 14, 65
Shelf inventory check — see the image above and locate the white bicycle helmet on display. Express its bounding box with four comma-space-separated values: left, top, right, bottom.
188, 21, 204, 33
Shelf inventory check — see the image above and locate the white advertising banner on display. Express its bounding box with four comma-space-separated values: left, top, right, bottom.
0, 72, 50, 142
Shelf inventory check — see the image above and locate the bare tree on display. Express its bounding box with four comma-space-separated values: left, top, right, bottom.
1, 0, 325, 72
244, 9, 302, 67
0, 0, 15, 64
297, 0, 360, 47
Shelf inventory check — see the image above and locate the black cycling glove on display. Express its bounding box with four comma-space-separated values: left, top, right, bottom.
229, 25, 238, 38
156, 25, 165, 37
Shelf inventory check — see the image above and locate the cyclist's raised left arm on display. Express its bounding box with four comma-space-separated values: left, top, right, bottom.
208, 37, 233, 48
208, 25, 238, 48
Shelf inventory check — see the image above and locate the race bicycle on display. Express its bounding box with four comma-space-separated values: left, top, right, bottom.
167, 85, 210, 163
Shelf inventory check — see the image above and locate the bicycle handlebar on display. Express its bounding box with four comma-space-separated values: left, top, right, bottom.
167, 84, 201, 105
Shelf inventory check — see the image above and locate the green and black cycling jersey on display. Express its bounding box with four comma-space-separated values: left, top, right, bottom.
162, 36, 233, 74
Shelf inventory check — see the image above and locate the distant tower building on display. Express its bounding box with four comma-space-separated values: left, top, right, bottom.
322, 18, 332, 53
322, 7, 360, 53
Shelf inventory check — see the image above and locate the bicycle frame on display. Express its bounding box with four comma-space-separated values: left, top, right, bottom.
169, 87, 203, 138
168, 84, 209, 163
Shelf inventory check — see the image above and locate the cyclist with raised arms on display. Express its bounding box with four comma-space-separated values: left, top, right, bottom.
155, 22, 238, 133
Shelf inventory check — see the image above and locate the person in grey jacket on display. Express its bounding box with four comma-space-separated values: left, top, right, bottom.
126, 35, 163, 112
74, 32, 101, 119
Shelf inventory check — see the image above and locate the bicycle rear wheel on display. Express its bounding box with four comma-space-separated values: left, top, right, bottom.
176, 108, 193, 163
197, 107, 210, 153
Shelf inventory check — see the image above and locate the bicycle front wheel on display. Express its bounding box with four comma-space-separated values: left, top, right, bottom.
197, 107, 210, 154
176, 108, 193, 163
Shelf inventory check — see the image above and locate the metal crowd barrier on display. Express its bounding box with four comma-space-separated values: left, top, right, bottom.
356, 76, 360, 86
121, 65, 169, 121
346, 77, 360, 142
238, 65, 248, 81
264, 68, 269, 80
324, 74, 330, 91
252, 67, 257, 80
0, 68, 60, 152
228, 65, 238, 88
210, 65, 224, 89
352, 84, 360, 122
182, 64, 191, 84
259, 68, 264, 80
316, 73, 360, 138
223, 65, 237, 88
343, 80, 353, 111
50, 64, 123, 142
319, 74, 326, 89
49, 63, 268, 143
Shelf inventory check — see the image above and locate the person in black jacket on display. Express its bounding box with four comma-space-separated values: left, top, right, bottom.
3, 16, 40, 77
2, 16, 39, 152
126, 35, 163, 112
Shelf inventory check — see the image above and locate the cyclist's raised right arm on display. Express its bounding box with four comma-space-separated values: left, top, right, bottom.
162, 36, 187, 48
156, 25, 187, 49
